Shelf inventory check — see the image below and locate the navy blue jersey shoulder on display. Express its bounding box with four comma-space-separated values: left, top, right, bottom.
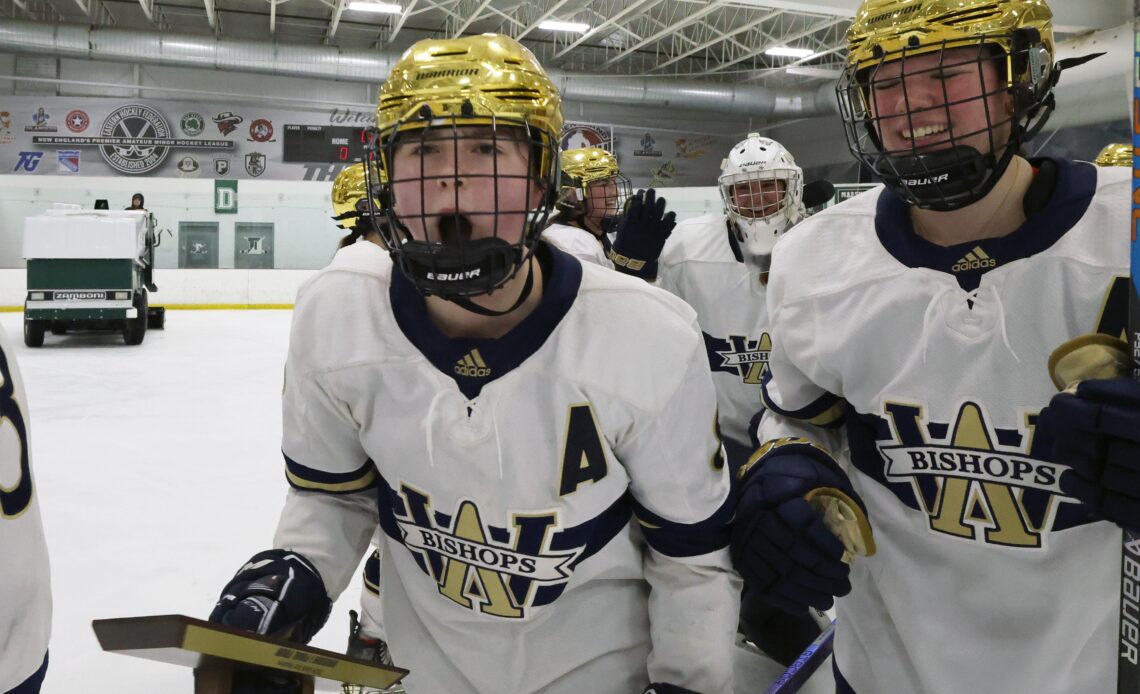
390, 241, 583, 399
874, 158, 1097, 291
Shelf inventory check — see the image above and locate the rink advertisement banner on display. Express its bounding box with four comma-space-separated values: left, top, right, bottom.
0, 97, 376, 181
0, 97, 740, 186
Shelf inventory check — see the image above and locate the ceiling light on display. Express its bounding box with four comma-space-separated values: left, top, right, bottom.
347, 1, 402, 14
539, 20, 590, 33
786, 66, 840, 79
765, 46, 815, 58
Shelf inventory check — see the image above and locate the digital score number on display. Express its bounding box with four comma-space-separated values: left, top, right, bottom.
282, 125, 372, 163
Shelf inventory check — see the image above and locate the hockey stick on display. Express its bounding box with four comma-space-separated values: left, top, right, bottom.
761, 619, 836, 694
1123, 6, 1140, 691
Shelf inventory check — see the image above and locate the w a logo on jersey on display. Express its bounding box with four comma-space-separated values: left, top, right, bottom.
874, 400, 1082, 549
391, 487, 583, 619
703, 332, 772, 385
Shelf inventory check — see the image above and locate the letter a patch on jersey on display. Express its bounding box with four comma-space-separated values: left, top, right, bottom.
559, 403, 609, 496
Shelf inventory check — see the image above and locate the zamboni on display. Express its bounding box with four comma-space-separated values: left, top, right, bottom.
22, 206, 166, 347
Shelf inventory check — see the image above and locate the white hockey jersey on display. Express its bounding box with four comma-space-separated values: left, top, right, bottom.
541, 222, 614, 269
658, 214, 769, 462
756, 159, 1129, 694
274, 240, 739, 694
0, 325, 51, 691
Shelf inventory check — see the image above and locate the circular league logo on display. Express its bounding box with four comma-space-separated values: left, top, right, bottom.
65, 109, 90, 133
99, 104, 172, 175
180, 112, 205, 136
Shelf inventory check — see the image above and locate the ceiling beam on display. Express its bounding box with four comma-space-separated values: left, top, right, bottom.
388, 0, 420, 40
202, 0, 215, 27
551, 0, 665, 62
451, 0, 493, 37
700, 16, 844, 75
649, 8, 780, 72
600, 0, 727, 68
137, 0, 153, 22
514, 0, 573, 40
327, 0, 344, 37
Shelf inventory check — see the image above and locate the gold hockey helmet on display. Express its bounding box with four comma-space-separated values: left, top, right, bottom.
371, 33, 565, 305
1094, 143, 1132, 168
376, 34, 563, 181
561, 147, 621, 187
837, 0, 1061, 211
331, 162, 385, 229
845, 0, 1054, 77
559, 147, 631, 231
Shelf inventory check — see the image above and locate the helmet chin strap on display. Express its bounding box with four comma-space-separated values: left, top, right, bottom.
446, 259, 537, 317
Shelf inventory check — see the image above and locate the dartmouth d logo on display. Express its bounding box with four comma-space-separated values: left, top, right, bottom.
99, 104, 172, 175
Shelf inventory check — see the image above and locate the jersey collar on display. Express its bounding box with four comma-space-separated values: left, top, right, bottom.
874, 158, 1097, 291
390, 242, 583, 400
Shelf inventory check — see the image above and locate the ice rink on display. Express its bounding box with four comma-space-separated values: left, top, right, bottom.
3, 309, 833, 693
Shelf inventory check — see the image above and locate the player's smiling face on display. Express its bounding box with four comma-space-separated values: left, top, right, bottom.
390, 125, 544, 246
731, 179, 786, 219
585, 178, 620, 226
866, 46, 1013, 157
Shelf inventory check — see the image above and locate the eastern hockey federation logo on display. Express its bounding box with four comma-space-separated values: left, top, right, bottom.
99, 104, 172, 174
877, 400, 1077, 550
393, 486, 582, 619
705, 333, 772, 385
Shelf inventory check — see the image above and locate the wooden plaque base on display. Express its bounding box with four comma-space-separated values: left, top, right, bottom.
92, 614, 407, 694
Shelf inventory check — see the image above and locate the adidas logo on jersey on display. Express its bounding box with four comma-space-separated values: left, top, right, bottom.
951, 246, 996, 272
454, 349, 491, 378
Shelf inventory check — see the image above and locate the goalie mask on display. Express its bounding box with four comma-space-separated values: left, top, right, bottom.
718, 133, 803, 273
370, 34, 563, 306
836, 0, 1061, 211
559, 147, 631, 235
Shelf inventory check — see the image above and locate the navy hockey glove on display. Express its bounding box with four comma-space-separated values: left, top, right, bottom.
642, 684, 700, 694
730, 440, 866, 614
209, 549, 332, 645
608, 188, 676, 280
1039, 378, 1140, 532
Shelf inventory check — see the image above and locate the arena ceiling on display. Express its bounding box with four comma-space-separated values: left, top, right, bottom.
0, 0, 1128, 87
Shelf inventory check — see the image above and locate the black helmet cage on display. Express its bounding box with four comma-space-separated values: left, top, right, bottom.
363, 112, 560, 299
835, 30, 1056, 211
573, 172, 633, 232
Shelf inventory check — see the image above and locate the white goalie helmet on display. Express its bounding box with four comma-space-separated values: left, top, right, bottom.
718, 133, 804, 271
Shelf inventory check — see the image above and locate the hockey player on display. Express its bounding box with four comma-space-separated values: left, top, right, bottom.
729, 1, 1137, 692
0, 327, 51, 693
610, 134, 829, 666
332, 162, 387, 249
1094, 142, 1131, 167
540, 147, 630, 268
210, 33, 738, 694
329, 163, 403, 694
622, 134, 826, 666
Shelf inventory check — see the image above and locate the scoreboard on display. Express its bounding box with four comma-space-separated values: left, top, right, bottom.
283, 124, 371, 163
